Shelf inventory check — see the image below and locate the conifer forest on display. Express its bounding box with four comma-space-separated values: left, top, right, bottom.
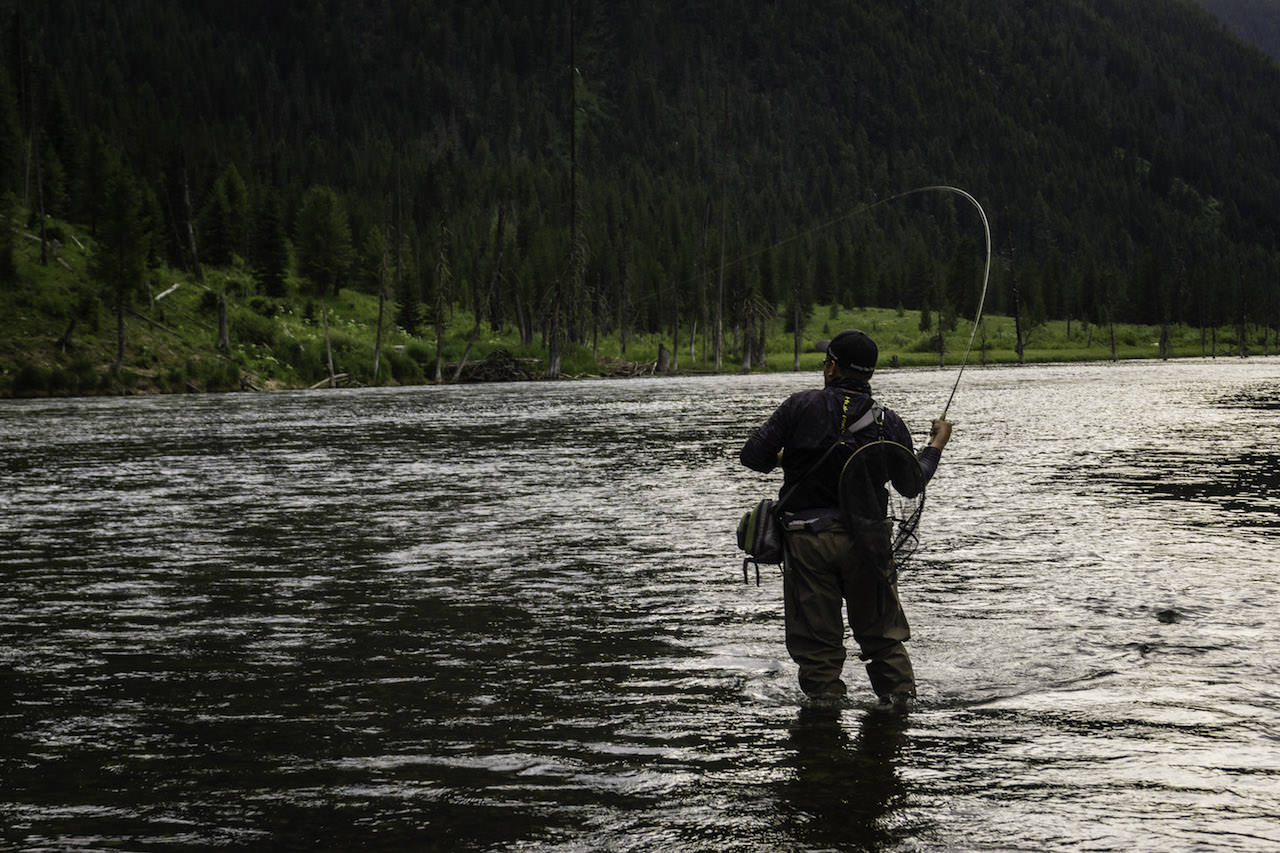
3, 0, 1280, 390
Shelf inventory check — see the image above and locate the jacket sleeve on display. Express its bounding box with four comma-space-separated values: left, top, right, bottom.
740, 397, 795, 473
917, 445, 942, 484
883, 410, 942, 496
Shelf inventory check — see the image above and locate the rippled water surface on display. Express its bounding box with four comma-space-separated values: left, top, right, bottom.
2, 359, 1279, 851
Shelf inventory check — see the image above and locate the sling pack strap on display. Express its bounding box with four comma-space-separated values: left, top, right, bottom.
774, 400, 883, 513
842, 404, 880, 436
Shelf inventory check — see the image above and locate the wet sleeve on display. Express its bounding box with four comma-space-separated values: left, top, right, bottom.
884, 410, 941, 494
740, 398, 794, 473
917, 445, 942, 484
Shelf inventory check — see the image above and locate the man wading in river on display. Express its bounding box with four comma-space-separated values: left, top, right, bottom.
740, 330, 951, 710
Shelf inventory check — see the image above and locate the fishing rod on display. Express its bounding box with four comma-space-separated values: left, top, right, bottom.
663, 183, 993, 415
763, 184, 992, 419
912, 186, 991, 420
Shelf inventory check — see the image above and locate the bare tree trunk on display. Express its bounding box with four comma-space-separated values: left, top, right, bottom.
1012, 283, 1025, 364
217, 292, 229, 351
183, 169, 203, 283
434, 224, 451, 382
757, 320, 766, 370
113, 293, 125, 369
373, 224, 388, 381
548, 6, 576, 380
591, 275, 600, 362
453, 206, 507, 383
373, 277, 385, 380
322, 304, 336, 388
792, 298, 801, 371
715, 197, 726, 372
615, 224, 629, 358
514, 290, 533, 347
57, 316, 76, 352
35, 131, 47, 266
671, 298, 680, 373
1008, 245, 1028, 364
433, 299, 445, 382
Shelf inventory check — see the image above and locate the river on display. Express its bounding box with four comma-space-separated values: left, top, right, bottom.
2, 358, 1278, 852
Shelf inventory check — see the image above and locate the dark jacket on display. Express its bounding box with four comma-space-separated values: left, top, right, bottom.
740, 377, 940, 512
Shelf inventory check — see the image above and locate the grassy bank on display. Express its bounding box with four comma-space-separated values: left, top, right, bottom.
1, 214, 1272, 398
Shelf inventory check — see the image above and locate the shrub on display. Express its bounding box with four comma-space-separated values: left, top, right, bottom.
404, 341, 435, 366
189, 359, 241, 391
163, 365, 189, 392
70, 355, 99, 391
386, 348, 424, 384
273, 338, 329, 383
248, 295, 280, 317
233, 310, 277, 347
11, 363, 49, 396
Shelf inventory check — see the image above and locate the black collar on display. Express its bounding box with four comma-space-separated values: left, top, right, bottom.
826, 376, 871, 395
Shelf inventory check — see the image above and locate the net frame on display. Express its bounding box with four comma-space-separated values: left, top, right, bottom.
837, 439, 927, 570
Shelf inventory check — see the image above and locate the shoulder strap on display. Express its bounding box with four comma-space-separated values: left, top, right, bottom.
775, 399, 883, 512
843, 404, 880, 437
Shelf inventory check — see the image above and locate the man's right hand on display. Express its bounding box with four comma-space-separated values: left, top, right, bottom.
929, 419, 952, 450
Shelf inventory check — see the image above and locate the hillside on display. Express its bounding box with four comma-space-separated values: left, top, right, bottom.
1196, 0, 1280, 62
1, 0, 1279, 395
4, 198, 1270, 399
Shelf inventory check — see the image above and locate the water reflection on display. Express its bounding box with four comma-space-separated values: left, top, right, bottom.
2, 360, 1280, 851
779, 708, 912, 851
1124, 449, 1280, 523
1218, 383, 1280, 410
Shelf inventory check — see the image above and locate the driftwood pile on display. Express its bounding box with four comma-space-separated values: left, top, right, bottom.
593, 357, 658, 377
444, 350, 662, 383
448, 349, 542, 383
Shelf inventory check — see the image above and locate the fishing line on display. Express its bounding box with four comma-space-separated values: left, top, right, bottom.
916, 186, 990, 420
650, 184, 993, 414
787, 185, 990, 420
738, 184, 991, 417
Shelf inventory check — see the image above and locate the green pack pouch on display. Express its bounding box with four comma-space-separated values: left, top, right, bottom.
737, 498, 783, 584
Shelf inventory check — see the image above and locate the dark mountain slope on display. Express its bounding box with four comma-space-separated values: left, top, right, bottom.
3, 0, 1278, 341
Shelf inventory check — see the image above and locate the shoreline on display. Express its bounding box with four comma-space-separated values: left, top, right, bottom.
4, 350, 1275, 402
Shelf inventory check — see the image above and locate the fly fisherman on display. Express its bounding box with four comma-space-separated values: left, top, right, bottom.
740, 330, 952, 710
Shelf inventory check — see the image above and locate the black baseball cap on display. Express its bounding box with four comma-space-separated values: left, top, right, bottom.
816, 329, 878, 373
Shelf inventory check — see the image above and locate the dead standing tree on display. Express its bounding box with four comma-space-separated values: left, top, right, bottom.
452, 206, 508, 383
433, 223, 453, 383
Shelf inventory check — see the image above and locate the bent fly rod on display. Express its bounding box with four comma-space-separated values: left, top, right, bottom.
678, 184, 993, 416
915, 186, 991, 420
789, 184, 992, 419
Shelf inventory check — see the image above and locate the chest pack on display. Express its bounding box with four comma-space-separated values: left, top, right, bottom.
737, 398, 884, 584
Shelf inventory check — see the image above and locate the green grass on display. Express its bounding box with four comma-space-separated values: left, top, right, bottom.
1, 209, 1274, 397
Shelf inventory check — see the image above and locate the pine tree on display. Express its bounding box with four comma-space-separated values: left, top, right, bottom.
88, 165, 149, 368
0, 191, 17, 286
295, 184, 353, 296
198, 180, 233, 266
250, 186, 289, 298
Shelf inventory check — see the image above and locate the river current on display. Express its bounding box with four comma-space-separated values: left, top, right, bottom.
2, 358, 1279, 852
